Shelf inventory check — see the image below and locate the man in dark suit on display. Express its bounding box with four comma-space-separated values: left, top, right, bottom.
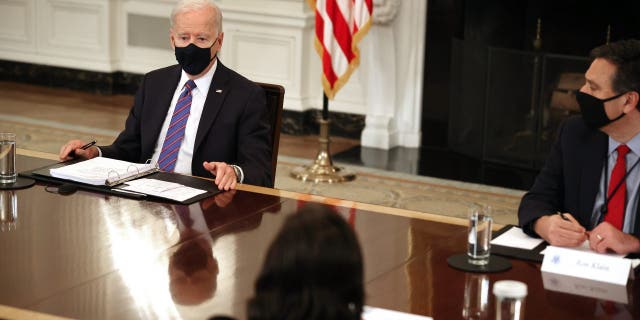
519, 39, 640, 254
59, 0, 272, 190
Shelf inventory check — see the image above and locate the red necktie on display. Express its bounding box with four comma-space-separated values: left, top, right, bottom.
605, 144, 630, 230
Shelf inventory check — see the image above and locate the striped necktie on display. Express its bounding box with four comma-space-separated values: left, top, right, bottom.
158, 80, 196, 172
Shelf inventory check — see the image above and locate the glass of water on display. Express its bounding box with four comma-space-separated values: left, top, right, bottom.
0, 133, 16, 184
467, 206, 493, 265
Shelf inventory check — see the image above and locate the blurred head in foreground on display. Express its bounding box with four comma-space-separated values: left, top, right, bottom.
247, 203, 364, 320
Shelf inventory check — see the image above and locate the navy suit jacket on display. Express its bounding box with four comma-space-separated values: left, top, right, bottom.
101, 62, 273, 187
518, 116, 640, 237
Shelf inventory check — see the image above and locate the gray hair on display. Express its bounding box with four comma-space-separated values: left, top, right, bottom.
170, 0, 223, 33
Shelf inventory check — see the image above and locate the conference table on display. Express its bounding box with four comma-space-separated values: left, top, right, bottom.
1, 150, 639, 319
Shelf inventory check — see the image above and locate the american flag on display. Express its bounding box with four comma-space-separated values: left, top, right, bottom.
308, 0, 373, 99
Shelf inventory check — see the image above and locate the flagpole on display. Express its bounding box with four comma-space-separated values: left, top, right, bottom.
293, 0, 371, 183
322, 93, 329, 120
290, 93, 356, 183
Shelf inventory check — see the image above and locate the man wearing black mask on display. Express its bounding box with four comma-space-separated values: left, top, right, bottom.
59, 0, 272, 190
519, 39, 640, 254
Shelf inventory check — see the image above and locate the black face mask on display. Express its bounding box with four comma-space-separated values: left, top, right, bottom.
576, 90, 626, 129
174, 42, 217, 75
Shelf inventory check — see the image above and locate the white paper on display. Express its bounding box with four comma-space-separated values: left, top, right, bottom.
50, 157, 156, 185
490, 226, 544, 250
362, 306, 432, 320
120, 178, 206, 202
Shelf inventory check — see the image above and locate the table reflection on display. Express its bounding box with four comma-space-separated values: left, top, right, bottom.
463, 273, 489, 320
97, 190, 281, 319
0, 190, 17, 231
170, 206, 218, 306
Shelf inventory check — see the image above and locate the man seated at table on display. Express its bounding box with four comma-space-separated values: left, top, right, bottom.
58, 0, 272, 190
519, 39, 640, 254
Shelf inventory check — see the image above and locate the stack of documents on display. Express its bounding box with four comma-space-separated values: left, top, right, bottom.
50, 157, 158, 186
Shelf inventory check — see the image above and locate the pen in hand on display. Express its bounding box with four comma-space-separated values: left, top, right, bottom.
69, 140, 96, 158
557, 211, 589, 239
557, 211, 570, 221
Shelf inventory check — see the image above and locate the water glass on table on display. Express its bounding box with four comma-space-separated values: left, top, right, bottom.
0, 133, 16, 184
467, 205, 493, 265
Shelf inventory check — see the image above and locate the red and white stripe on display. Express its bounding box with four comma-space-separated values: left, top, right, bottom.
308, 0, 373, 99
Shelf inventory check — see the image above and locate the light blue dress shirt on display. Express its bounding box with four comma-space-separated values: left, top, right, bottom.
590, 133, 640, 233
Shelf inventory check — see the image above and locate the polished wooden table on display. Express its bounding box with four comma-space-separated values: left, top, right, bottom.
1, 150, 639, 319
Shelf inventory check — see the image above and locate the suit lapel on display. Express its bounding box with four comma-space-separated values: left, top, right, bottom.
194, 61, 231, 151
578, 130, 608, 223
142, 66, 181, 159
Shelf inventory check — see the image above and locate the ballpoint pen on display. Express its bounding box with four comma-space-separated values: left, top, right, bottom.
70, 140, 96, 157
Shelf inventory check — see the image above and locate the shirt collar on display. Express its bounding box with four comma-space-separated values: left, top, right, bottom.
177, 59, 218, 96
609, 132, 640, 156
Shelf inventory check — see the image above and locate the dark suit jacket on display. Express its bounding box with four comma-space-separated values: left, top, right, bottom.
101, 62, 272, 187
518, 116, 640, 237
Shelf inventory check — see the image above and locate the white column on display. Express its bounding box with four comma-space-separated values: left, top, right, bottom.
360, 23, 398, 149
359, 0, 425, 149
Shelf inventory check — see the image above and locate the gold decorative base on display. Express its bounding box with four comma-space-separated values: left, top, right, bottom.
290, 119, 356, 183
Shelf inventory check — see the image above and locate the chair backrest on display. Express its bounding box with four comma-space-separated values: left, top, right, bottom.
256, 82, 284, 188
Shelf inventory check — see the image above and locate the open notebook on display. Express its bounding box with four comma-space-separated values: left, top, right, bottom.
49, 157, 159, 186
20, 157, 220, 204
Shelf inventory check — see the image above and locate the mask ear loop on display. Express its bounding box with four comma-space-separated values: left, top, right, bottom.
604, 91, 628, 122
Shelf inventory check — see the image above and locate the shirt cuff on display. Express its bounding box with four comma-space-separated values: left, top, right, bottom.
95, 146, 103, 157
230, 165, 244, 184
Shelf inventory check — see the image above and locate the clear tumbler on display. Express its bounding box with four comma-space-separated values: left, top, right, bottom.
467, 206, 493, 265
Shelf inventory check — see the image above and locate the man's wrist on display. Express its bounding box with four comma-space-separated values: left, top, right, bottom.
92, 146, 102, 158
230, 165, 244, 183
532, 215, 550, 240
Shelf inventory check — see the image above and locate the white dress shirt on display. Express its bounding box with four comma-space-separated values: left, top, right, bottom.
151, 62, 217, 175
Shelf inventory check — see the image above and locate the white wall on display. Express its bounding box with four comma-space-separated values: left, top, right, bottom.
0, 0, 426, 148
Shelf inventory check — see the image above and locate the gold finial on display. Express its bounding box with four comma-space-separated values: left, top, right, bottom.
533, 18, 542, 50
606, 24, 611, 44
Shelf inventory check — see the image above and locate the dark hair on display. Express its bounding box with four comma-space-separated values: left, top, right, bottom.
590, 39, 640, 94
247, 204, 364, 320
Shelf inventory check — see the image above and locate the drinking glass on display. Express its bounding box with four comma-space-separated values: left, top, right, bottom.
467, 206, 493, 265
0, 133, 16, 184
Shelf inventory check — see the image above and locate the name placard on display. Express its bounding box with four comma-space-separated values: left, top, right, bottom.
541, 271, 629, 304
541, 246, 631, 286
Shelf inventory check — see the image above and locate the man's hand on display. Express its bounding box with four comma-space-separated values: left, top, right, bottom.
534, 213, 587, 247
59, 140, 99, 161
202, 161, 237, 191
589, 222, 640, 254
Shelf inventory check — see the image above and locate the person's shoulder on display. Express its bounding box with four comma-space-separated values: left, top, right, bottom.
560, 115, 606, 141
562, 115, 587, 132
218, 62, 262, 92
145, 64, 181, 79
